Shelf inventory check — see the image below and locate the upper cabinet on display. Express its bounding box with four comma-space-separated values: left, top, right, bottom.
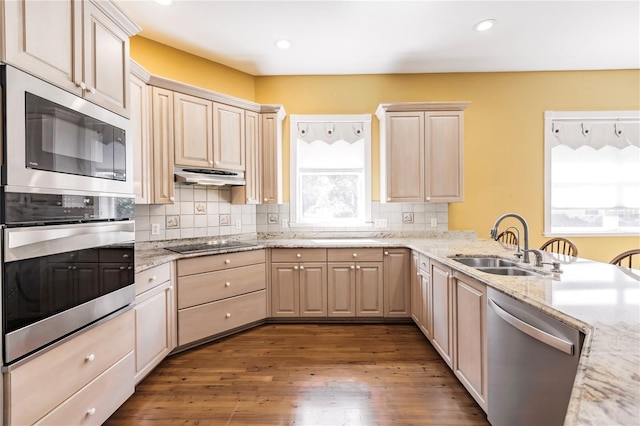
174, 92, 214, 168
213, 103, 246, 171
1, 0, 140, 117
376, 102, 469, 203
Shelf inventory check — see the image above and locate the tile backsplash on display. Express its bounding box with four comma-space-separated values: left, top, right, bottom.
135, 185, 447, 242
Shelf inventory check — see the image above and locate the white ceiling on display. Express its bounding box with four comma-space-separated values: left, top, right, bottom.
115, 0, 640, 76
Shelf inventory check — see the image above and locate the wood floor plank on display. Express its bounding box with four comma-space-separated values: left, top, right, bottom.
106, 324, 489, 425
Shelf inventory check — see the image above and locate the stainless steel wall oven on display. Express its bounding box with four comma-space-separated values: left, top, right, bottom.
1, 64, 136, 365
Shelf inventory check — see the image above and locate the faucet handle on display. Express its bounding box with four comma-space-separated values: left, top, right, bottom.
523, 249, 544, 267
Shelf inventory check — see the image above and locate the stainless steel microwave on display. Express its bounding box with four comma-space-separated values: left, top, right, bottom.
1, 65, 133, 196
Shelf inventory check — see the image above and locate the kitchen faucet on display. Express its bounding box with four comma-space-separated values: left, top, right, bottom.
490, 213, 531, 264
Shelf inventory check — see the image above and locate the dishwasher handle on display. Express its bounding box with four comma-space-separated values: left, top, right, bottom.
488, 298, 574, 355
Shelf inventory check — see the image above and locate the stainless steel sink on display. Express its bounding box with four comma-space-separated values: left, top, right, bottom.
453, 257, 518, 268
476, 267, 541, 276
450, 256, 543, 276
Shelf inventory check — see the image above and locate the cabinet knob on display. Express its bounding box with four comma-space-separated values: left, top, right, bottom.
387, 197, 391, 202
123, 254, 129, 258
89, 87, 96, 94
209, 160, 214, 165
78, 81, 87, 90
120, 266, 126, 270
85, 354, 95, 362
294, 266, 299, 270
72, 266, 77, 270
350, 265, 355, 270
356, 265, 361, 269
225, 282, 231, 287
352, 253, 358, 258
426, 197, 431, 201
87, 408, 96, 416
215, 161, 220, 166
224, 259, 231, 265
384, 251, 389, 256
300, 265, 305, 270
264, 198, 268, 202
225, 313, 231, 318
417, 272, 421, 276
149, 276, 157, 282
170, 197, 175, 201
296, 253, 301, 258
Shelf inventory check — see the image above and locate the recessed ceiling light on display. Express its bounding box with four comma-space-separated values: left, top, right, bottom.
275, 39, 292, 50
155, 0, 172, 5
474, 19, 496, 32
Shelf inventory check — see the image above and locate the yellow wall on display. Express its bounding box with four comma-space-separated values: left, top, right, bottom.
130, 39, 640, 263
130, 36, 255, 100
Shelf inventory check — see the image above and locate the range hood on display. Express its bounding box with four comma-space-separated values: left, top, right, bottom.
174, 167, 245, 186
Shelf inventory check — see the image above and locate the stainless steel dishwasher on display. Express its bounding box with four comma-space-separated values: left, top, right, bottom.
487, 288, 584, 426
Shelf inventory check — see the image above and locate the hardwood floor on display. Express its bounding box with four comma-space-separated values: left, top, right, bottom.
106, 324, 489, 425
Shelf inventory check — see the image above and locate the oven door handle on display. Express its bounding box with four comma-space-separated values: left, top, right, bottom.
4, 221, 135, 262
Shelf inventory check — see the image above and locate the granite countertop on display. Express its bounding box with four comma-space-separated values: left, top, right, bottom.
134, 236, 640, 426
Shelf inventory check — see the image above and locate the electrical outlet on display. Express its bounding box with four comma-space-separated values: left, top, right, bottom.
151, 223, 160, 235
430, 218, 438, 228
374, 219, 388, 228
281, 218, 289, 228
235, 219, 242, 229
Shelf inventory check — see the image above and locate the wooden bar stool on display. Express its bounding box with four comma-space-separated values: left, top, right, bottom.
609, 249, 640, 269
540, 237, 578, 257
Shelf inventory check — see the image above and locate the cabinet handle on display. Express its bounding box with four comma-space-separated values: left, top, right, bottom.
384, 251, 389, 256
224, 259, 231, 265
225, 313, 231, 318
225, 282, 231, 287
149, 275, 157, 282
296, 253, 302, 258
352, 253, 358, 258
350, 265, 355, 270
294, 266, 299, 270
85, 354, 95, 362
300, 265, 305, 270
87, 408, 96, 416
356, 265, 361, 269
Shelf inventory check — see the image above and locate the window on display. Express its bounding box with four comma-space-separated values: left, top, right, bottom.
290, 114, 371, 226
544, 111, 640, 235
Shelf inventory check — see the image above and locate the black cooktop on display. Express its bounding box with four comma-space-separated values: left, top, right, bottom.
165, 240, 257, 254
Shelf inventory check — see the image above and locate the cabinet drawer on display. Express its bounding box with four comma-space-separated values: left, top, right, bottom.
178, 263, 266, 308
327, 248, 383, 262
7, 309, 134, 426
36, 352, 135, 425
177, 249, 265, 276
135, 262, 172, 295
178, 290, 266, 346
419, 254, 431, 274
271, 248, 327, 262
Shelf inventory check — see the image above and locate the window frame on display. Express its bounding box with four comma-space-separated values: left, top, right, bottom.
289, 114, 372, 227
544, 110, 640, 237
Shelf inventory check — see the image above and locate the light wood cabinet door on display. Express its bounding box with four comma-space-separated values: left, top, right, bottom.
420, 270, 432, 340
383, 112, 424, 202
425, 111, 464, 202
383, 248, 411, 317
130, 74, 151, 204
213, 102, 245, 171
151, 86, 175, 204
134, 280, 175, 384
327, 263, 356, 317
356, 262, 384, 317
174, 92, 213, 167
261, 112, 280, 204
431, 261, 453, 367
2, 0, 81, 95
453, 273, 488, 411
232, 110, 261, 204
82, 0, 130, 116
410, 251, 421, 325
270, 263, 299, 317
299, 263, 328, 317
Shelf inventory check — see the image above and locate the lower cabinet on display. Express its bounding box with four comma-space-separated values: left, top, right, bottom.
176, 250, 266, 346
453, 271, 488, 411
430, 260, 454, 368
383, 248, 411, 317
411, 252, 432, 340
4, 309, 135, 425
327, 248, 384, 317
134, 262, 176, 384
